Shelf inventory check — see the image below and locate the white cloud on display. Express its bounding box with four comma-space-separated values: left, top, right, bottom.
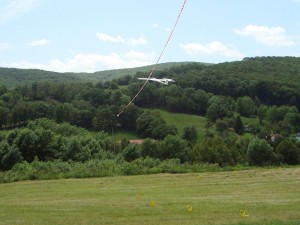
152, 23, 159, 28
234, 25, 296, 46
96, 32, 147, 46
96, 33, 125, 44
180, 41, 244, 59
9, 51, 156, 73
27, 39, 49, 46
128, 36, 147, 46
0, 43, 15, 52
125, 50, 155, 61
0, 0, 40, 23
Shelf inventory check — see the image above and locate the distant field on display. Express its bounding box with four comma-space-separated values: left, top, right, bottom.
159, 109, 261, 140
113, 109, 208, 141
115, 109, 259, 141
113, 128, 139, 141
0, 167, 299, 225
154, 109, 208, 139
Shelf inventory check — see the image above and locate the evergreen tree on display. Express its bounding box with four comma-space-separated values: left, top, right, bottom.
234, 115, 244, 134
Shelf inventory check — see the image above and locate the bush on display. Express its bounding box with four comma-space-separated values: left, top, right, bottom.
141, 138, 161, 159
189, 136, 243, 166
0, 144, 23, 170
247, 138, 276, 166
136, 111, 177, 139
122, 144, 141, 162
182, 126, 198, 144
276, 138, 300, 164
161, 135, 189, 162
215, 119, 228, 134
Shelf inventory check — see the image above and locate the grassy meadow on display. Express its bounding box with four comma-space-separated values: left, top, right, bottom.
113, 109, 208, 141
0, 167, 299, 225
113, 108, 259, 141
155, 109, 258, 140
154, 109, 208, 139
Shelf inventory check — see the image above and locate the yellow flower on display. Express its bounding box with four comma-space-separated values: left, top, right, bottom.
150, 200, 156, 207
240, 210, 249, 218
186, 206, 193, 212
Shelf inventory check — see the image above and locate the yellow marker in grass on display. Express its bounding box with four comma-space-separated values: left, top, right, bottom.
186, 206, 193, 212
150, 200, 156, 207
240, 210, 249, 218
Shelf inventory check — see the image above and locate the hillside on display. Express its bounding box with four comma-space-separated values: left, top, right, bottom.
153, 109, 207, 139
87, 61, 202, 83
2, 57, 300, 91
162, 57, 300, 108
1, 56, 300, 175
155, 57, 300, 89
0, 68, 84, 87
215, 56, 300, 88
0, 62, 198, 88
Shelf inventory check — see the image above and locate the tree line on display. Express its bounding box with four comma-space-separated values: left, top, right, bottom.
1, 117, 299, 173
1, 79, 299, 137
1, 57, 300, 174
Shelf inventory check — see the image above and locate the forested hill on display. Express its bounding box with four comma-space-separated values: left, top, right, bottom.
2, 57, 300, 106
0, 62, 196, 87
2, 57, 300, 89
98, 56, 300, 110
158, 56, 300, 90
1, 56, 300, 172
215, 56, 300, 88
135, 56, 300, 108
0, 68, 84, 87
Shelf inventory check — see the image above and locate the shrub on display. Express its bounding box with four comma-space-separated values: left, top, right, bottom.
161, 135, 189, 162
215, 119, 228, 134
182, 126, 198, 144
122, 144, 141, 162
141, 138, 161, 159
247, 138, 276, 166
276, 138, 300, 164
189, 136, 243, 166
0, 144, 23, 170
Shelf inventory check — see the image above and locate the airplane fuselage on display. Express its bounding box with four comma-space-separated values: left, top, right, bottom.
138, 78, 175, 85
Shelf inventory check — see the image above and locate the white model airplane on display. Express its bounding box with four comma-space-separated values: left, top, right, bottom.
138, 78, 175, 85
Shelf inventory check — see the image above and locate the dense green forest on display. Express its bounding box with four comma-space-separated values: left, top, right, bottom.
0, 62, 194, 88
1, 56, 300, 182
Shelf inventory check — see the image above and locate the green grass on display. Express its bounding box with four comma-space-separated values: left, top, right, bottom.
240, 116, 258, 126
0, 167, 299, 225
112, 109, 208, 141
113, 128, 139, 141
154, 109, 207, 139
112, 108, 261, 142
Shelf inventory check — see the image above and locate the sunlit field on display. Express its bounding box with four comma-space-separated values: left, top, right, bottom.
155, 109, 208, 139
0, 167, 299, 225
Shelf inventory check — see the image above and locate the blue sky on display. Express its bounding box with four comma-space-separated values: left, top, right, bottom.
1, 0, 300, 72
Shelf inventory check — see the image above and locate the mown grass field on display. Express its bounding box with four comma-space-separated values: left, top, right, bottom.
154, 109, 208, 139
114, 109, 259, 141
113, 109, 208, 141
113, 128, 139, 141
156, 109, 258, 140
0, 167, 299, 225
